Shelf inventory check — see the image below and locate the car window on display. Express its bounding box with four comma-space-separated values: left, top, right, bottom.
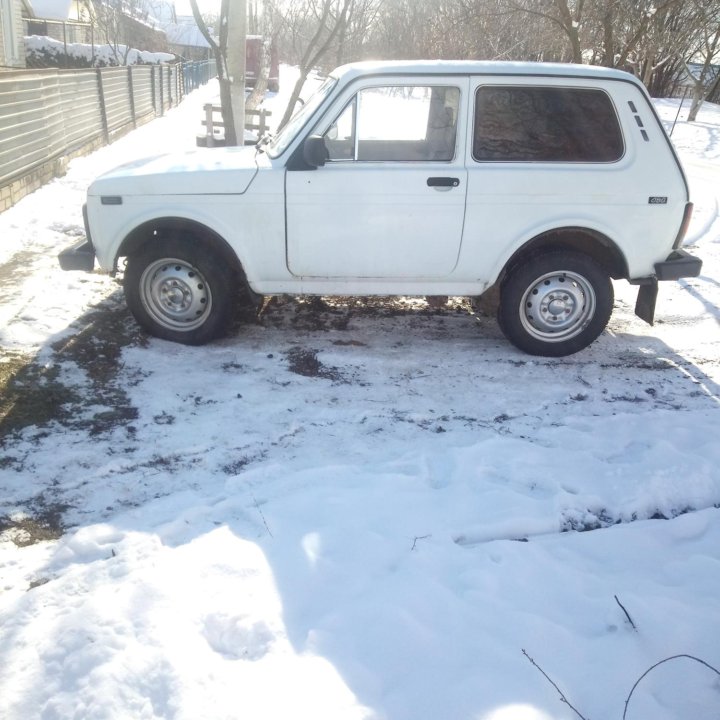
473, 86, 624, 163
323, 85, 460, 163
267, 77, 336, 157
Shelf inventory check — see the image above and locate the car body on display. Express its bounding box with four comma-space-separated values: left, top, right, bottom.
59, 60, 701, 356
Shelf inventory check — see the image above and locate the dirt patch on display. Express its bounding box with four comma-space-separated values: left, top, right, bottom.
221, 450, 268, 476
0, 352, 81, 438
259, 294, 476, 332
0, 515, 64, 547
0, 496, 68, 547
0, 292, 146, 441
286, 346, 347, 382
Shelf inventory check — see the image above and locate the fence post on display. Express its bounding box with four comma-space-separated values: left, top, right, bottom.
128, 66, 137, 128
166, 65, 172, 107
96, 68, 110, 144
205, 103, 215, 147
150, 65, 157, 116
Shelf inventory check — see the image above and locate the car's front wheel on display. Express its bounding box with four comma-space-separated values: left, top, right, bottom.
124, 236, 236, 345
498, 250, 614, 357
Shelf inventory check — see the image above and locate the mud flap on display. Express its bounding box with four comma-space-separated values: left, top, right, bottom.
634, 278, 658, 326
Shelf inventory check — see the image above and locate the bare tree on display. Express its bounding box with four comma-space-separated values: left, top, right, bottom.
425, 0, 568, 62
276, 0, 353, 129
366, 0, 439, 59
333, 0, 380, 65
91, 0, 149, 64
246, 0, 283, 111
499, 0, 585, 63
189, 0, 239, 145
682, 5, 720, 120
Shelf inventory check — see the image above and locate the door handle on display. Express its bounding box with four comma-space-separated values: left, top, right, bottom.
427, 177, 460, 188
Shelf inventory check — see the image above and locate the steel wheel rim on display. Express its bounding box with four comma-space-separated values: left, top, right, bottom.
139, 257, 212, 331
519, 270, 596, 342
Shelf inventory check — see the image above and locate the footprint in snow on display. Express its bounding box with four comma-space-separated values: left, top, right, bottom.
203, 613, 275, 661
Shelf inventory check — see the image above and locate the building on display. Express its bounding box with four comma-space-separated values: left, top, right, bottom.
1, 0, 32, 69
164, 15, 211, 61
24, 0, 93, 44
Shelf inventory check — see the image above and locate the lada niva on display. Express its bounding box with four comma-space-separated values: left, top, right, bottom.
59, 60, 701, 356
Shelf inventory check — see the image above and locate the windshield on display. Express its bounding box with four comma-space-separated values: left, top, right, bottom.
267, 77, 337, 158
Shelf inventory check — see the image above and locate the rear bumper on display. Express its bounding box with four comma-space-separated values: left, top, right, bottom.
633, 249, 702, 325
654, 248, 702, 281
58, 239, 95, 271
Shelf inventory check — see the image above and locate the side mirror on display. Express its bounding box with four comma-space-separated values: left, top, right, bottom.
303, 135, 328, 168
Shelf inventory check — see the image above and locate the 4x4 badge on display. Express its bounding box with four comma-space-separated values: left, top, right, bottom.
649, 196, 668, 204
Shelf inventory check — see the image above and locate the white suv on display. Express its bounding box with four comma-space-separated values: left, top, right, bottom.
60, 60, 701, 356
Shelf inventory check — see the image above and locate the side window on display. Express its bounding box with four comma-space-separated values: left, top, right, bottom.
323, 85, 460, 163
473, 86, 624, 163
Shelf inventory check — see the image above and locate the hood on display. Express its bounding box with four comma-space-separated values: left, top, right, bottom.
88, 146, 260, 197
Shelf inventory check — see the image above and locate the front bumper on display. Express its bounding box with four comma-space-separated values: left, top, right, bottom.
634, 248, 702, 325
59, 203, 96, 272
58, 239, 95, 271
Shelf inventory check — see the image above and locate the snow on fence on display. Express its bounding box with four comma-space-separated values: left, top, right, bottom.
0, 60, 216, 213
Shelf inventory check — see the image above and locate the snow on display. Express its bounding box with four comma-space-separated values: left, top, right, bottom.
1, 68, 719, 719
24, 35, 176, 66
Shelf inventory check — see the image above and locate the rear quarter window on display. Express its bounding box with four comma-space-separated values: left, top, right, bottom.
473, 85, 624, 163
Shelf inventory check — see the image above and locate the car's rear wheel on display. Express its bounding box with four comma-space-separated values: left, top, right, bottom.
124, 236, 236, 345
498, 250, 614, 356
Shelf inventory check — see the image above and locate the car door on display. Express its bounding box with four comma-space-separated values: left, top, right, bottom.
285, 77, 469, 279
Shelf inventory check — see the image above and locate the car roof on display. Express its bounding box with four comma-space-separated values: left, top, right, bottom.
330, 60, 642, 86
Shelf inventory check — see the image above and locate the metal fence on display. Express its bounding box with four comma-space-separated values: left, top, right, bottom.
0, 60, 216, 211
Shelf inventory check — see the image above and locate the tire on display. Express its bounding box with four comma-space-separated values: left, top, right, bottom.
124, 236, 237, 345
497, 250, 614, 357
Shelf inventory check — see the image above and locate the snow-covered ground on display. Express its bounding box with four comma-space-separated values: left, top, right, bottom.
0, 69, 719, 720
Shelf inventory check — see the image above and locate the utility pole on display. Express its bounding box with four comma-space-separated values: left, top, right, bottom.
226, 0, 247, 145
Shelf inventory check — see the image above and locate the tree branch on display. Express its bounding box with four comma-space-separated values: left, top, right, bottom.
522, 649, 590, 720
623, 655, 720, 720
614, 595, 637, 631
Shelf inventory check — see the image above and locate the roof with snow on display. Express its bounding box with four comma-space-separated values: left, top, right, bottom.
164, 18, 212, 49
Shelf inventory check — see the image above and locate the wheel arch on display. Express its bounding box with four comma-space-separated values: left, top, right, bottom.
116, 217, 248, 283
496, 226, 629, 288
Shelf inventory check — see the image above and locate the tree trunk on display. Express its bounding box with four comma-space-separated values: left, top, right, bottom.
226, 0, 247, 145
552, 0, 582, 64
246, 38, 271, 111
189, 0, 238, 145
687, 82, 705, 122
219, 78, 237, 145
279, 71, 310, 130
